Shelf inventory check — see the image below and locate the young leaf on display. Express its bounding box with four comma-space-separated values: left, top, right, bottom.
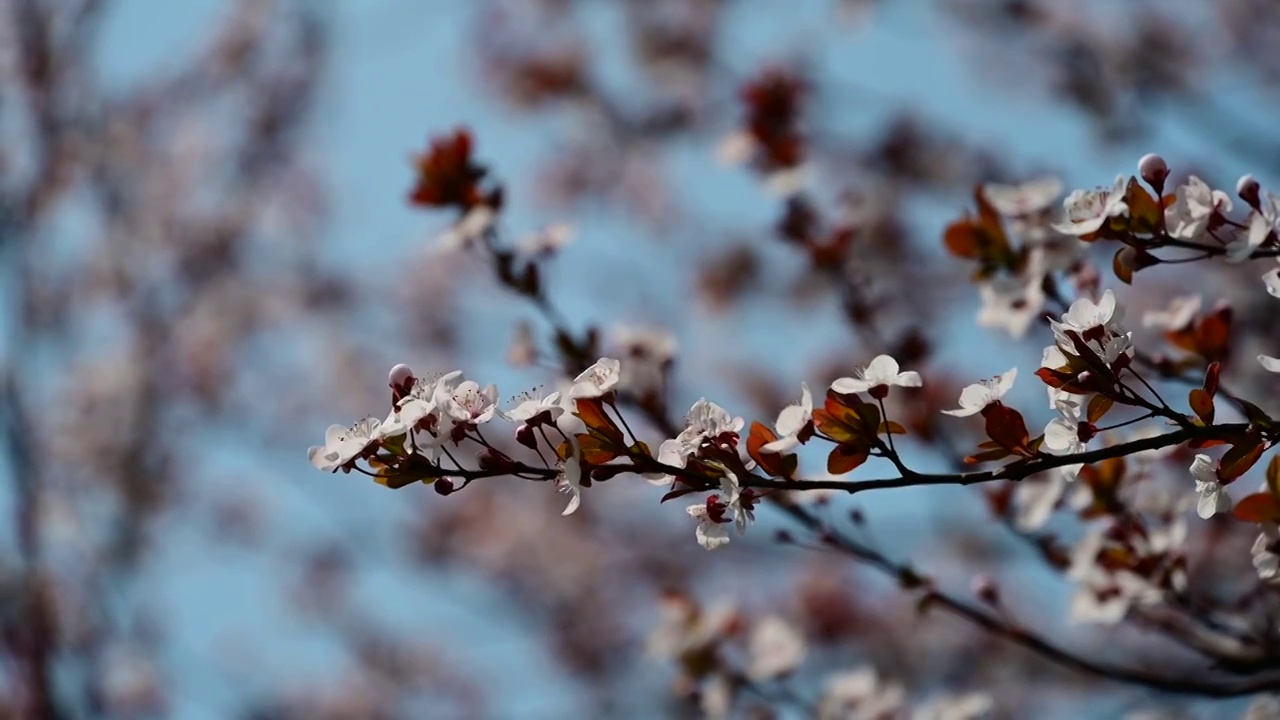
573, 397, 625, 445
1267, 455, 1280, 502
1112, 247, 1133, 285
1203, 361, 1221, 397
1194, 309, 1232, 363
880, 420, 908, 435
1218, 438, 1266, 484
1086, 395, 1114, 424
1188, 388, 1215, 424
983, 404, 1031, 455
1232, 492, 1280, 523
828, 444, 869, 475
747, 421, 792, 478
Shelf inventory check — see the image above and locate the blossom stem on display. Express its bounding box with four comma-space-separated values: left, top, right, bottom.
1092, 412, 1156, 433
609, 399, 638, 444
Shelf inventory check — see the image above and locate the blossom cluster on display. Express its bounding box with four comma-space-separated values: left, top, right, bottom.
311, 134, 1280, 714
647, 592, 994, 720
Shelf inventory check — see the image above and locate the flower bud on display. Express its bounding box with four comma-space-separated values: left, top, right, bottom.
1138, 153, 1169, 192
388, 363, 415, 401
515, 424, 539, 450
1238, 174, 1261, 209
433, 478, 455, 496
971, 574, 1001, 606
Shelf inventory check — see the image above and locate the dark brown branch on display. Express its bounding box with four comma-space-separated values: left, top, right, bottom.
739, 423, 1246, 495
775, 501, 1280, 698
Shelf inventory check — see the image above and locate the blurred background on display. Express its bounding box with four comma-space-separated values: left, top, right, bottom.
4, 0, 1280, 718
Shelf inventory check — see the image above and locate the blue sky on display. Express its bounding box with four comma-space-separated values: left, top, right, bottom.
76, 1, 1280, 717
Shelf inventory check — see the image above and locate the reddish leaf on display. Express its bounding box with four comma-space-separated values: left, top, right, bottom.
828, 444, 869, 475
1204, 362, 1221, 397
880, 420, 908, 435
747, 421, 791, 477
573, 397, 624, 445
943, 220, 983, 260
1218, 438, 1266, 484
1232, 492, 1280, 523
814, 409, 859, 444
1195, 308, 1232, 362
1124, 178, 1163, 233
1188, 388, 1215, 425
1267, 455, 1280, 501
1086, 395, 1114, 424
983, 404, 1031, 455
578, 433, 620, 465
1112, 247, 1133, 285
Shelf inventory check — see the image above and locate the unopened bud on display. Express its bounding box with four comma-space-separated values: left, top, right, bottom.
388, 363, 415, 400
515, 424, 538, 450
1238, 174, 1261, 209
1138, 153, 1169, 193
433, 478, 455, 496
971, 574, 1001, 606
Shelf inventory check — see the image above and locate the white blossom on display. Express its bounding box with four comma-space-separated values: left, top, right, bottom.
308, 417, 381, 472
1264, 267, 1280, 299
644, 437, 689, 486
981, 176, 1062, 217
436, 205, 496, 250
610, 324, 677, 395
1251, 524, 1280, 584
975, 273, 1045, 339
746, 616, 806, 681
1165, 176, 1231, 241
380, 370, 463, 439
1050, 290, 1133, 363
1142, 295, 1201, 331
676, 398, 745, 454
569, 357, 622, 399
557, 454, 585, 516
687, 502, 731, 550
942, 368, 1017, 418
818, 667, 905, 720
911, 692, 995, 720
1244, 695, 1280, 720
440, 380, 500, 426
506, 388, 565, 431
831, 355, 923, 395
1012, 474, 1066, 531
1238, 193, 1280, 263
1052, 289, 1123, 340
517, 222, 574, 257
762, 383, 813, 454
646, 594, 736, 660
555, 408, 588, 514
1042, 398, 1085, 481
1190, 454, 1230, 520
700, 674, 734, 720
1040, 345, 1082, 410
1070, 566, 1163, 625
1052, 176, 1128, 236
